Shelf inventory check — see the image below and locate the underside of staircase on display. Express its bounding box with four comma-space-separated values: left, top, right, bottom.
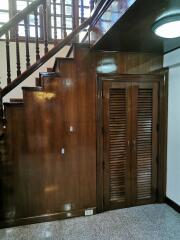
1, 44, 98, 227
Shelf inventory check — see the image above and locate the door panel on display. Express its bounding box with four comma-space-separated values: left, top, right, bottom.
103, 81, 131, 210
102, 78, 159, 210
135, 82, 158, 204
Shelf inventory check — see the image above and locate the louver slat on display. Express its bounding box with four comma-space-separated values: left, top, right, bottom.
136, 88, 154, 201
109, 89, 127, 204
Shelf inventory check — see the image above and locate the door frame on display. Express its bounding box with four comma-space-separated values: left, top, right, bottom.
96, 73, 168, 213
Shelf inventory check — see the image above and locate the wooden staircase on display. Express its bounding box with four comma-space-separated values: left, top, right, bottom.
0, 43, 99, 227
0, 0, 159, 228
0, 0, 106, 227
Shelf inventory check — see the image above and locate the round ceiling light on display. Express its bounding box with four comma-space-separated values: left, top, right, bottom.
152, 14, 180, 38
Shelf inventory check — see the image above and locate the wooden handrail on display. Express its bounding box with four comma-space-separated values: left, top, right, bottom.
0, 0, 45, 37
90, 0, 114, 26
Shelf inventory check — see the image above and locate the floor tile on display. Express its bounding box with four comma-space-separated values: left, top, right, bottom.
0, 204, 179, 240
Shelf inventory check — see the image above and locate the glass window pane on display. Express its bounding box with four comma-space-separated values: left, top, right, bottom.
0, 12, 9, 23
18, 25, 25, 36
29, 14, 40, 25
30, 26, 35, 37
65, 5, 72, 15
29, 26, 40, 37
79, 0, 90, 6
57, 17, 61, 27
84, 0, 90, 6
51, 4, 61, 14
0, 0, 9, 10
30, 26, 39, 37
57, 28, 61, 39
51, 17, 61, 27
16, 1, 28, 11
66, 18, 72, 28
51, 28, 62, 39
65, 0, 72, 4
84, 7, 90, 17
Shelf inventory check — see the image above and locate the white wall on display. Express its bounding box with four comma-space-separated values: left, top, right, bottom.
0, 42, 71, 102
164, 49, 180, 206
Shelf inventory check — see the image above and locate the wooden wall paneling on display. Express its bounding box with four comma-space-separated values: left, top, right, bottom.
3, 104, 28, 221
157, 70, 168, 202
22, 84, 80, 217
0, 46, 165, 227
74, 46, 97, 210
93, 51, 163, 75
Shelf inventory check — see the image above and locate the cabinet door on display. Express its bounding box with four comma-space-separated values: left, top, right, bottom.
131, 82, 158, 205
103, 81, 131, 210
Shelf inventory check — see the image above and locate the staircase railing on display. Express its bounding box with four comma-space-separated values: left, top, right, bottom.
0, 0, 107, 96
0, 0, 106, 133
0, 0, 106, 96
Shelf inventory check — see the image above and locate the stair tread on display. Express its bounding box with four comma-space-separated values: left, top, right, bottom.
39, 72, 61, 77
10, 98, 23, 103
22, 86, 43, 91
55, 57, 74, 60
4, 102, 24, 106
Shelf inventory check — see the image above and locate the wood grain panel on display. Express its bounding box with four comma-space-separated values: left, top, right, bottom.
137, 88, 153, 200
103, 81, 131, 209
135, 82, 158, 204
99, 75, 160, 211
1, 45, 165, 227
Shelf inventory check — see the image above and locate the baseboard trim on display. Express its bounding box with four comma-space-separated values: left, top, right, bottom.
166, 197, 180, 213
0, 207, 96, 229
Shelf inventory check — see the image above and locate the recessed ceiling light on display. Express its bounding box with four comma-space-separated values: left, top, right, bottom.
152, 14, 180, 39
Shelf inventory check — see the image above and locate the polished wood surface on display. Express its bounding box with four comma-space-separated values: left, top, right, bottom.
96, 73, 167, 212
1, 103, 25, 221
100, 76, 159, 211
0, 45, 164, 227
0, 0, 106, 98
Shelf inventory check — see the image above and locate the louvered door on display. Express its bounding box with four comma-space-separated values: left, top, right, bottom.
102, 78, 159, 210
131, 82, 158, 205
103, 81, 131, 210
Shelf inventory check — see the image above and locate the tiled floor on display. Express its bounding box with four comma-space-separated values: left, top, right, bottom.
0, 204, 179, 240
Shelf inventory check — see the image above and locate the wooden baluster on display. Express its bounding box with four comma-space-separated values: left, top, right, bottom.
34, 9, 40, 60
80, 0, 84, 24
15, 26, 21, 76
43, 1, 48, 54
61, 0, 67, 38
72, 0, 79, 29
24, 17, 30, 68
53, 0, 57, 41
90, 0, 95, 11
5, 32, 11, 85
